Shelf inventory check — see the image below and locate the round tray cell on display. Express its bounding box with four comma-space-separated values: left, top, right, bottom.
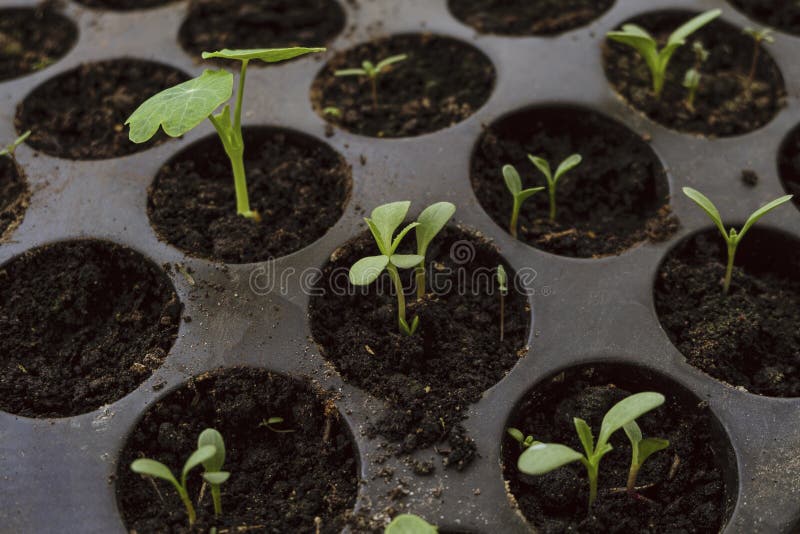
728, 0, 800, 37
15, 59, 189, 160
470, 105, 674, 258
0, 239, 181, 418
116, 367, 359, 533
309, 226, 530, 469
148, 127, 351, 264
778, 122, 800, 208
311, 33, 496, 138
447, 0, 614, 36
655, 227, 800, 397
74, 0, 176, 10
179, 0, 345, 63
0, 157, 29, 242
503, 363, 736, 532
603, 10, 786, 137
0, 7, 77, 82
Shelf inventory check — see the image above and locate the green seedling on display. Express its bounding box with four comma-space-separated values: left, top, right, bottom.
497, 264, 508, 341
622, 420, 669, 495
0, 131, 31, 159
529, 154, 582, 222
126, 47, 324, 221
259, 416, 295, 433
507, 427, 535, 449
197, 429, 230, 518
502, 164, 545, 239
743, 27, 775, 86
335, 54, 407, 110
414, 202, 456, 299
385, 514, 438, 534
323, 106, 342, 118
516, 392, 665, 509
349, 201, 423, 335
683, 41, 709, 109
683, 187, 793, 294
607, 9, 721, 98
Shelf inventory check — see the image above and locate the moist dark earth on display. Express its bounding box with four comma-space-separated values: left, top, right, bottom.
309, 227, 529, 469
603, 10, 786, 137
778, 124, 800, 207
116, 367, 359, 533
655, 229, 800, 397
148, 127, 351, 263
504, 366, 729, 533
15, 59, 188, 160
447, 0, 614, 35
0, 6, 77, 82
729, 0, 800, 37
75, 0, 175, 10
0, 157, 28, 240
470, 106, 677, 258
179, 0, 345, 62
312, 33, 496, 138
0, 240, 180, 418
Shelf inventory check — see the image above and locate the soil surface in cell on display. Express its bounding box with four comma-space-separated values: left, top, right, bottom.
470, 106, 676, 258
15, 59, 188, 160
448, 0, 614, 35
0, 240, 180, 418
312, 34, 496, 138
117, 367, 359, 533
310, 227, 529, 469
778, 125, 800, 207
655, 229, 800, 397
0, 157, 28, 241
504, 366, 729, 533
148, 128, 351, 263
179, 0, 345, 62
603, 10, 786, 137
0, 6, 77, 82
75, 0, 175, 10
729, 0, 800, 37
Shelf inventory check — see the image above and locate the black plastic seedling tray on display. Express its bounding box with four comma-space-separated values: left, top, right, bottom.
2, 0, 800, 532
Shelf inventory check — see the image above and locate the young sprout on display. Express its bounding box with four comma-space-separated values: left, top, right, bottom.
0, 130, 31, 159
529, 154, 582, 222
497, 264, 508, 342
323, 106, 342, 118
259, 416, 295, 433
607, 9, 721, 98
196, 429, 230, 518
743, 27, 775, 87
335, 54, 407, 111
507, 427, 535, 449
516, 392, 665, 509
502, 164, 545, 239
126, 47, 324, 221
622, 420, 669, 495
349, 201, 423, 336
414, 202, 456, 299
683, 41, 709, 110
385, 514, 438, 534
682, 187, 793, 294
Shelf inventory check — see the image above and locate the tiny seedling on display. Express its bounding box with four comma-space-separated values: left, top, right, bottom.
502, 164, 545, 239
349, 201, 423, 335
683, 41, 709, 109
259, 416, 295, 433
516, 392, 665, 509
197, 429, 230, 518
529, 154, 582, 223
385, 514, 438, 534
743, 27, 775, 87
497, 264, 508, 342
414, 202, 456, 299
607, 9, 721, 98
507, 427, 535, 449
0, 130, 31, 159
622, 420, 669, 495
323, 106, 342, 118
683, 187, 793, 294
126, 47, 324, 221
335, 54, 407, 110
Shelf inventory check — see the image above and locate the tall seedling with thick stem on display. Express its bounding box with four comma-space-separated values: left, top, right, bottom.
414, 201, 455, 299
197, 429, 230, 517
335, 54, 407, 111
503, 164, 544, 239
126, 47, 325, 221
529, 154, 582, 222
683, 187, 793, 294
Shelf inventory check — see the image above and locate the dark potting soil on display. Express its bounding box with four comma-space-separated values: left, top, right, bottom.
0, 157, 28, 241
309, 227, 530, 469
148, 127, 351, 263
470, 106, 676, 258
15, 59, 189, 160
503, 366, 729, 533
179, 0, 345, 63
778, 124, 800, 207
447, 0, 614, 36
0, 240, 181, 418
603, 10, 786, 137
116, 367, 359, 533
75, 0, 175, 10
312, 34, 496, 138
729, 0, 800, 37
654, 229, 800, 397
0, 6, 77, 82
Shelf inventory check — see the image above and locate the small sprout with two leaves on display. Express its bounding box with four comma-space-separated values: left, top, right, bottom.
126, 47, 325, 222
335, 54, 408, 111
623, 420, 669, 495
385, 513, 438, 534
607, 9, 721, 98
529, 153, 583, 222
507, 426, 535, 449
496, 264, 508, 341
515, 392, 666, 509
0, 130, 31, 159
130, 428, 231, 526
743, 27, 775, 87
414, 201, 456, 299
683, 41, 710, 110
683, 187, 793, 294
502, 164, 545, 239
259, 416, 295, 433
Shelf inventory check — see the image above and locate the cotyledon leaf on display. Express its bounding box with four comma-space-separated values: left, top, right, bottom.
201, 47, 325, 63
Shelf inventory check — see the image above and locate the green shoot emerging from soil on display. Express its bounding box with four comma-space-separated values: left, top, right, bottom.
529, 153, 582, 222
743, 27, 775, 87
335, 54, 407, 110
385, 513, 438, 533
0, 130, 31, 159
515, 392, 665, 509
622, 420, 669, 495
682, 187, 793, 294
507, 427, 535, 449
503, 164, 545, 239
497, 264, 508, 341
349, 201, 423, 335
126, 47, 324, 221
197, 429, 230, 518
414, 201, 455, 299
683, 41, 709, 110
259, 416, 295, 433
607, 9, 721, 98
